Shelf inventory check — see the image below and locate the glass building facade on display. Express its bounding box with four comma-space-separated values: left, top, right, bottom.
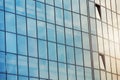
0, 0, 120, 80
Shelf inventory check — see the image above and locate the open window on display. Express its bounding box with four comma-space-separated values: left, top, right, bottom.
99, 54, 105, 69
95, 4, 101, 19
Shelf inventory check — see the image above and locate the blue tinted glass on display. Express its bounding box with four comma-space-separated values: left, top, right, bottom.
63, 0, 71, 10
46, 0, 54, 5
27, 18, 36, 37
37, 21, 46, 40
0, 0, 3, 9
84, 50, 91, 67
5, 12, 15, 33
66, 46, 75, 64
81, 15, 88, 32
18, 56, 28, 76
64, 10, 72, 28
76, 66, 84, 80
0, 52, 5, 72
0, 31, 5, 51
38, 40, 47, 59
82, 32, 90, 49
72, 0, 79, 13
29, 58, 38, 77
19, 76, 28, 80
17, 35, 27, 55
6, 54, 17, 74
5, 0, 15, 12
28, 38, 37, 57
26, 0, 35, 18
85, 68, 92, 80
0, 11, 4, 30
80, 0, 87, 15
75, 48, 83, 66
68, 65, 76, 80
59, 63, 67, 80
46, 5, 54, 23
37, 2, 45, 21
47, 23, 56, 42
55, 0, 62, 8
58, 44, 66, 62
55, 8, 63, 26
37, 0, 44, 2
0, 74, 6, 80
74, 31, 82, 48
49, 61, 58, 80
56, 26, 65, 44
17, 15, 26, 35
6, 33, 16, 53
30, 78, 39, 80
48, 42, 57, 60
39, 59, 48, 79
7, 75, 17, 80
65, 28, 73, 46
16, 0, 25, 15
73, 13, 81, 30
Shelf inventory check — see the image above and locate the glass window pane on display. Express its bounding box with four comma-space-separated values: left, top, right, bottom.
80, 0, 87, 15
63, 0, 71, 10
46, 0, 54, 5
59, 63, 67, 80
37, 21, 46, 40
7, 75, 17, 80
66, 46, 75, 64
68, 65, 76, 80
0, 0, 3, 9
55, 0, 62, 8
57, 44, 66, 62
93, 52, 99, 69
5, 12, 15, 33
84, 50, 91, 67
27, 18, 36, 37
81, 15, 88, 32
26, 0, 35, 18
0, 52, 5, 72
94, 70, 100, 80
98, 37, 104, 53
91, 35, 98, 51
55, 8, 63, 26
64, 10, 72, 28
56, 26, 65, 44
18, 56, 28, 76
5, 0, 15, 12
29, 58, 38, 77
72, 0, 79, 13
85, 68, 92, 80
19, 76, 28, 80
47, 23, 56, 42
90, 18, 96, 34
6, 33, 16, 53
46, 5, 54, 23
38, 40, 47, 59
101, 71, 106, 80
89, 2, 95, 17
73, 13, 81, 30
36, 2, 45, 21
74, 31, 82, 48
0, 74, 6, 80
75, 48, 83, 66
65, 28, 73, 46
17, 35, 27, 55
6, 54, 17, 74
16, 0, 25, 15
0, 31, 5, 51
82, 32, 90, 50
49, 61, 58, 80
76, 66, 84, 80
48, 42, 57, 60
17, 15, 26, 35
28, 38, 37, 57
0, 11, 4, 30
39, 59, 48, 79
